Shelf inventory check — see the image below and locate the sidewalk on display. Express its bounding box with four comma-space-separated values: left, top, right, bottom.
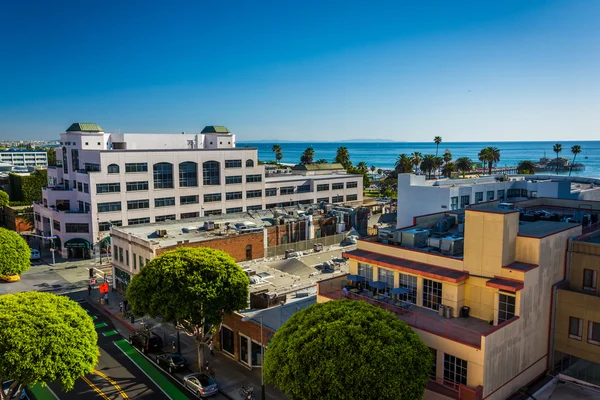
89, 289, 287, 400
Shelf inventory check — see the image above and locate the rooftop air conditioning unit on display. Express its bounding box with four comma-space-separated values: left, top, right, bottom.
156, 229, 167, 237
204, 221, 215, 231
440, 237, 464, 255
182, 227, 196, 233
401, 229, 429, 248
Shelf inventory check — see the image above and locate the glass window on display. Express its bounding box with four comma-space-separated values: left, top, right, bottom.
317, 184, 329, 192
203, 161, 220, 185
265, 188, 277, 197
226, 207, 243, 214
378, 268, 394, 290
226, 175, 243, 185
153, 162, 174, 189
497, 189, 505, 200
155, 214, 176, 222
85, 163, 100, 172
357, 262, 373, 282
429, 348, 437, 379
154, 197, 175, 208
280, 186, 294, 195
71, 149, 79, 171
317, 197, 329, 203
332, 183, 344, 190
96, 183, 120, 194
583, 269, 597, 292
128, 217, 150, 225
53, 220, 61, 232
498, 293, 516, 323
108, 164, 120, 173
246, 245, 253, 260
99, 221, 122, 231
126, 250, 129, 266
204, 193, 222, 203
226, 192, 243, 201
346, 181, 358, 188
247, 205, 262, 211
126, 181, 149, 191
179, 162, 198, 187
62, 147, 68, 173
65, 223, 89, 233
475, 192, 483, 203
347, 194, 358, 201
225, 160, 242, 168
569, 317, 583, 340
332, 195, 344, 203
127, 199, 150, 210
246, 174, 262, 183
133, 253, 137, 270
77, 182, 83, 192
588, 321, 600, 345
423, 279, 442, 311
444, 354, 467, 388
246, 190, 262, 199
181, 212, 200, 219
399, 273, 417, 304
139, 255, 144, 267
246, 159, 254, 168
297, 185, 311, 193
205, 210, 222, 216
180, 195, 199, 205
460, 195, 470, 208
487, 191, 494, 201
125, 163, 148, 173
84, 183, 89, 193
221, 326, 235, 355
98, 202, 122, 213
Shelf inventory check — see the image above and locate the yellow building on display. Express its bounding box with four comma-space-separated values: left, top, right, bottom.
553, 229, 600, 386
317, 198, 592, 400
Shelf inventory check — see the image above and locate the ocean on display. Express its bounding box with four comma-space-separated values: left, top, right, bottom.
238, 141, 600, 178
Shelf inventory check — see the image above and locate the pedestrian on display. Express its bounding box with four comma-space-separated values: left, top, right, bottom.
123, 299, 128, 312
209, 340, 215, 357
87, 284, 92, 296
119, 301, 123, 313
104, 292, 109, 305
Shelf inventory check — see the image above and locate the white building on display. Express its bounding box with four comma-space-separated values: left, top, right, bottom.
397, 173, 600, 228
34, 123, 363, 259
0, 149, 47, 167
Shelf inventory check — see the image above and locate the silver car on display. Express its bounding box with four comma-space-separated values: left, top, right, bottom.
183, 373, 218, 398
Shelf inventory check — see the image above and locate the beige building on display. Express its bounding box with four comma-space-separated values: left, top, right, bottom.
316, 198, 600, 399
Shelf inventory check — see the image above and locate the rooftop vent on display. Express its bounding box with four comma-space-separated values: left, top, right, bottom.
155, 229, 167, 237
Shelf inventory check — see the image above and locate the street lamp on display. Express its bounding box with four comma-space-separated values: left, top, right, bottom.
241, 315, 265, 400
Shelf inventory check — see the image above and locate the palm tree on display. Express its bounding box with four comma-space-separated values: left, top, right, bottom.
455, 157, 473, 178
315, 159, 328, 164
420, 154, 437, 179
553, 143, 562, 174
411, 152, 423, 173
478, 146, 501, 175
377, 168, 383, 176
355, 161, 368, 174
443, 150, 452, 165
300, 147, 315, 164
442, 162, 456, 178
335, 146, 351, 169
395, 153, 413, 173
569, 145, 581, 176
434, 136, 442, 157
370, 165, 376, 174
434, 156, 443, 179
271, 144, 283, 164
517, 160, 536, 174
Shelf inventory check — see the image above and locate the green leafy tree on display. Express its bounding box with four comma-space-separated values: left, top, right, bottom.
46, 148, 57, 166
377, 168, 383, 175
334, 146, 351, 169
300, 147, 315, 165
553, 143, 562, 174
395, 153, 413, 173
264, 300, 432, 400
0, 227, 30, 275
126, 247, 249, 369
8, 169, 48, 203
420, 154, 437, 179
455, 157, 473, 178
411, 152, 423, 173
0, 292, 99, 399
0, 191, 8, 225
517, 160, 536, 175
569, 145, 581, 176
271, 144, 283, 164
478, 146, 501, 175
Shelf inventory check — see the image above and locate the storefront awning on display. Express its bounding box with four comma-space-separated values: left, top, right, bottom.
64, 238, 91, 249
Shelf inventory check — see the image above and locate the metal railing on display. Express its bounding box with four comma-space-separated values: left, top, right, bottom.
265, 233, 348, 258
318, 285, 482, 349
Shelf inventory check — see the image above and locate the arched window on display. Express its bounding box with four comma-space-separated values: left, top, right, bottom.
179, 162, 198, 187
246, 245, 252, 260
246, 159, 254, 168
153, 163, 173, 189
203, 161, 220, 185
107, 164, 120, 174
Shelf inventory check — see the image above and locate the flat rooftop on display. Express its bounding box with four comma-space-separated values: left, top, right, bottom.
239, 295, 316, 331
518, 220, 579, 238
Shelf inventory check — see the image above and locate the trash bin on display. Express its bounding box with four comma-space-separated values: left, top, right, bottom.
438, 305, 445, 317
444, 306, 453, 319
461, 306, 471, 318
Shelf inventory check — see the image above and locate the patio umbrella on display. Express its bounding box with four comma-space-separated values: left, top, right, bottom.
369, 281, 387, 290
347, 274, 366, 282
389, 287, 410, 295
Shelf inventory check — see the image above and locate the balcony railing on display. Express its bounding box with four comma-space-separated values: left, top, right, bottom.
43, 186, 71, 191
319, 284, 483, 349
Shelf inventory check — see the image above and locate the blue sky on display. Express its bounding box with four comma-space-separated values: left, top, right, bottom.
1, 0, 598, 141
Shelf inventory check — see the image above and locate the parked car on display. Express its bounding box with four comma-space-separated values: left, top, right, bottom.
128, 331, 163, 354
156, 353, 186, 374
1, 274, 20, 283
30, 249, 40, 261
183, 373, 218, 398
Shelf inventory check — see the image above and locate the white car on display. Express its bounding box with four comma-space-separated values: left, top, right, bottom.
30, 249, 40, 261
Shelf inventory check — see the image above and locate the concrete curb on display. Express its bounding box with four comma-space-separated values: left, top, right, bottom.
88, 297, 136, 332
